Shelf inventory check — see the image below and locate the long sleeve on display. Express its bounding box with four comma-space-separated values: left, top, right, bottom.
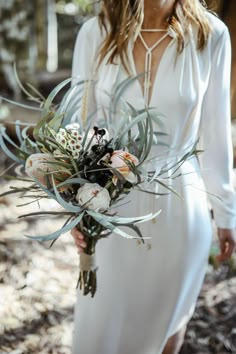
71, 18, 99, 123
199, 27, 236, 229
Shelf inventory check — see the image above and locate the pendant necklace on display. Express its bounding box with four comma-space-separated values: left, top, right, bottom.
139, 29, 169, 104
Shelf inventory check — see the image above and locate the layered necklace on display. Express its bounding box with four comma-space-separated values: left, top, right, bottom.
139, 28, 169, 104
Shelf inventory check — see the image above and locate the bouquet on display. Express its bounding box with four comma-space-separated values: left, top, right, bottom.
0, 77, 199, 297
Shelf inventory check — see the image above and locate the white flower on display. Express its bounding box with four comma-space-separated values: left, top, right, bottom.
58, 128, 66, 136
72, 150, 80, 159
70, 130, 82, 139
55, 129, 68, 148
56, 135, 67, 148
70, 143, 82, 158
65, 123, 80, 131
69, 139, 76, 146
76, 183, 110, 211
75, 143, 82, 151
54, 124, 83, 158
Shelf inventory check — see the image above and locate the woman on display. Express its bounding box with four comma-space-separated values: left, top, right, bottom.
71, 1, 236, 353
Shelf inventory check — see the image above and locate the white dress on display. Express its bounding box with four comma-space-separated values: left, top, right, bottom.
71, 14, 236, 354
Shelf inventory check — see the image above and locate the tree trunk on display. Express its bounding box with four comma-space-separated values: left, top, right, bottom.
35, 0, 47, 71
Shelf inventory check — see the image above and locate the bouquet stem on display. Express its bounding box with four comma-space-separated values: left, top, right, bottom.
77, 235, 98, 297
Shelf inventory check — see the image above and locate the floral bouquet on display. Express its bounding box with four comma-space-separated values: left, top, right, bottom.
0, 77, 199, 297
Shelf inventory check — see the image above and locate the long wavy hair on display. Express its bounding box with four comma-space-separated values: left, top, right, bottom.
97, 0, 212, 72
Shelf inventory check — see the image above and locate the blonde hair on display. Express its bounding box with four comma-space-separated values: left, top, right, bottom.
97, 0, 212, 72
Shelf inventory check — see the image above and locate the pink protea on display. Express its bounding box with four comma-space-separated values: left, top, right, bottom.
25, 153, 71, 187
110, 150, 139, 185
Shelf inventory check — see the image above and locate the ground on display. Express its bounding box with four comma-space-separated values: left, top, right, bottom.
0, 178, 235, 354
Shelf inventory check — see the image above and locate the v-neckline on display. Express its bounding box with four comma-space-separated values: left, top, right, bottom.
129, 36, 175, 107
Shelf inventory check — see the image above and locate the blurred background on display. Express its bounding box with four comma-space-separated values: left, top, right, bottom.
0, 0, 95, 97
0, 1, 236, 354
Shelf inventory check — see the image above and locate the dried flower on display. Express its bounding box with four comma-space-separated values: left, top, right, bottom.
25, 153, 71, 186
84, 127, 109, 149
76, 183, 110, 211
110, 150, 139, 185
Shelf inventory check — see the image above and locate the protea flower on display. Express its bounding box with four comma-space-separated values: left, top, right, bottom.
109, 150, 139, 185
76, 183, 110, 211
25, 153, 71, 187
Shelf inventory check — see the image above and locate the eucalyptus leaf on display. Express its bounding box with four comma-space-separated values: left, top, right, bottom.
111, 74, 144, 115
19, 211, 73, 218
2, 175, 33, 182
154, 179, 182, 199
87, 209, 161, 225
14, 63, 37, 99
56, 177, 89, 188
113, 222, 144, 242
48, 113, 64, 132
0, 132, 25, 164
49, 215, 74, 248
25, 212, 84, 242
135, 187, 169, 196
31, 176, 56, 199
0, 189, 29, 198
87, 212, 139, 239
1, 126, 22, 150
57, 82, 84, 115
0, 96, 42, 111
26, 82, 46, 101
52, 177, 82, 213
15, 120, 23, 144
0, 162, 17, 177
33, 111, 54, 140
41, 78, 72, 117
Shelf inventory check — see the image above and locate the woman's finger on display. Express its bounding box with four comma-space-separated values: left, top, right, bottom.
70, 227, 87, 252
71, 227, 84, 240
75, 239, 87, 249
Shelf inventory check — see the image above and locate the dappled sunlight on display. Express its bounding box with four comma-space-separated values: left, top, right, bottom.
0, 180, 235, 353
0, 181, 78, 353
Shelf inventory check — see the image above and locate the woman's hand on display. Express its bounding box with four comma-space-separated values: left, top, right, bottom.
216, 228, 236, 262
71, 227, 87, 253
